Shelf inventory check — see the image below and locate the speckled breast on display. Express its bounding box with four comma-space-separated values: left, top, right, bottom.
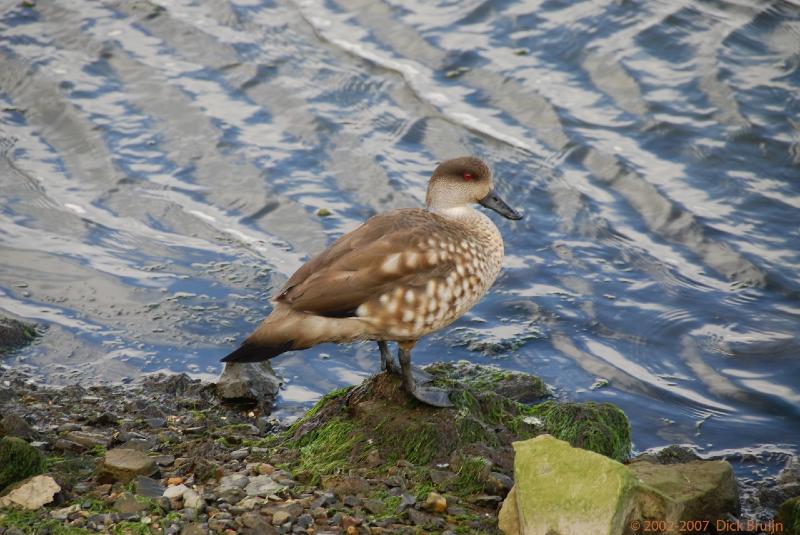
356, 211, 504, 340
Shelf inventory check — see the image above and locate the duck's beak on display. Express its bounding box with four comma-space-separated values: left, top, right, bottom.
478, 189, 523, 220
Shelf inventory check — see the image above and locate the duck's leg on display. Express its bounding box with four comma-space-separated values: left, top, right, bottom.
397, 341, 453, 408
379, 341, 433, 383
378, 341, 399, 374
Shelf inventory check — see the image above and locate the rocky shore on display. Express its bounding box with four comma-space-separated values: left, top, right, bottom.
0, 354, 797, 534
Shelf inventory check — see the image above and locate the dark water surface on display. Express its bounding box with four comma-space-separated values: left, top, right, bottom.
1, 0, 799, 463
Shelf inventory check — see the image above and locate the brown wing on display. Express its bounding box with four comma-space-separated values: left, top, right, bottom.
276, 209, 457, 316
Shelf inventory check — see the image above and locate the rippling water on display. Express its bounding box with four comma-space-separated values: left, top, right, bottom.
1, 0, 799, 460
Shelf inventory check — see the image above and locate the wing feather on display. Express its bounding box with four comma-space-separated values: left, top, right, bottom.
276, 209, 457, 316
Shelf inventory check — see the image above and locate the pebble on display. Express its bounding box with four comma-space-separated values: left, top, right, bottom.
423, 492, 447, 513
231, 447, 250, 460
272, 510, 291, 525
163, 484, 189, 499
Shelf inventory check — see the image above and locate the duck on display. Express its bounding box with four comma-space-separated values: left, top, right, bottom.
221, 156, 523, 407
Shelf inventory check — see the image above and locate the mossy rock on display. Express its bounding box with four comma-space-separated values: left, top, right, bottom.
527, 400, 631, 461
779, 496, 800, 535
0, 437, 46, 492
266, 363, 631, 499
0, 317, 38, 354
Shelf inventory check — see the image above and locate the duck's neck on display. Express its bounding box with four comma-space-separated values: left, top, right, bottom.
430, 205, 479, 220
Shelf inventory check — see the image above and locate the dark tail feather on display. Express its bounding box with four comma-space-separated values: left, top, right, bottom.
221, 340, 294, 363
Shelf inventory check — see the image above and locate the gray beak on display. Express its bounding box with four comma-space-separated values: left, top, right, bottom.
478, 189, 523, 220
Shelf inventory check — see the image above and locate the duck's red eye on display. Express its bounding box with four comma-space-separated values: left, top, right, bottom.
463, 172, 473, 181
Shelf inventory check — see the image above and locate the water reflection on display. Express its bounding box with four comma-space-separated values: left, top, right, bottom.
0, 0, 798, 459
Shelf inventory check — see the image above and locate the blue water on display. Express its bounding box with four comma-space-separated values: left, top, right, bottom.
1, 0, 799, 463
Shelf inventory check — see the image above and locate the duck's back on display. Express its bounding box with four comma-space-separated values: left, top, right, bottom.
277, 207, 504, 340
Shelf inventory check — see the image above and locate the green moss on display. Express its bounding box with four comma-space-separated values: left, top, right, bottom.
290, 417, 368, 484
287, 386, 352, 434
0, 509, 92, 534
0, 436, 46, 491
46, 455, 99, 490
395, 421, 438, 465
779, 497, 800, 535
453, 455, 490, 496
526, 401, 631, 461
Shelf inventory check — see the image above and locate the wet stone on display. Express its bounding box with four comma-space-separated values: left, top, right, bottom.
0, 414, 34, 439
98, 448, 157, 483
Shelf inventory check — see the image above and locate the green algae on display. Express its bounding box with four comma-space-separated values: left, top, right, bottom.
0, 509, 92, 535
526, 400, 631, 461
0, 437, 46, 492
779, 497, 800, 535
508, 435, 640, 535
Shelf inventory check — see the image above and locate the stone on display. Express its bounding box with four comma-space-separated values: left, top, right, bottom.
245, 475, 283, 497
396, 493, 416, 512
231, 447, 250, 460
183, 488, 203, 510
363, 498, 385, 515
0, 436, 46, 490
485, 471, 514, 496
0, 414, 34, 439
500, 435, 642, 535
163, 483, 188, 499
50, 503, 81, 521
64, 430, 109, 449
181, 522, 210, 535
0, 316, 37, 352
153, 454, 176, 467
167, 476, 185, 486
780, 457, 800, 485
219, 473, 249, 490
98, 448, 157, 483
272, 510, 291, 525
422, 492, 447, 513
0, 474, 60, 510
629, 459, 739, 520
240, 511, 276, 532
499, 486, 522, 535
762, 482, 800, 508
321, 475, 370, 497
113, 492, 149, 514
216, 362, 281, 407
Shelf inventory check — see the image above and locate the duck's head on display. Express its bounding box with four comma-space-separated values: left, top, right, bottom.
425, 156, 523, 220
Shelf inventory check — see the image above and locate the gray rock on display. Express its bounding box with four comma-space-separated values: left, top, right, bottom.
484, 471, 514, 495
98, 448, 158, 482
183, 488, 203, 510
779, 457, 800, 485
396, 493, 416, 512
406, 508, 444, 528
113, 492, 149, 514
219, 473, 249, 490
0, 317, 37, 353
245, 475, 282, 497
0, 414, 34, 439
163, 484, 189, 499
231, 447, 250, 460
758, 482, 800, 509
181, 522, 210, 535
64, 430, 109, 449
272, 510, 291, 525
363, 498, 385, 515
240, 511, 275, 532
153, 454, 176, 467
134, 475, 164, 499
216, 362, 281, 407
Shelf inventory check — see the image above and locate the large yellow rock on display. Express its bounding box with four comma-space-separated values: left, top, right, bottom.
503, 435, 642, 535
499, 436, 740, 535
